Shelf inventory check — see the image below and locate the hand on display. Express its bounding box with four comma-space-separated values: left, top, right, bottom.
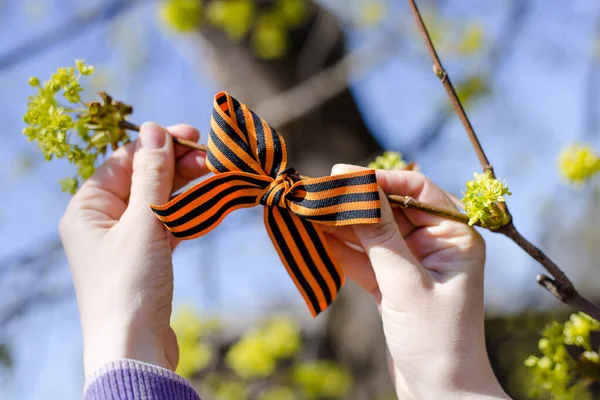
323, 165, 509, 400
59, 123, 209, 378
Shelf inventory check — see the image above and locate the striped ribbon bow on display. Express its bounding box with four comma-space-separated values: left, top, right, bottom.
151, 92, 381, 316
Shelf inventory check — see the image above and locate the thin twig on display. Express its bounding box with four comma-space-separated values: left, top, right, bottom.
502, 227, 599, 320
406, 0, 493, 175
119, 120, 207, 152
407, 0, 512, 218
388, 195, 471, 224
407, 0, 600, 318
497, 223, 573, 293
536, 274, 600, 321
404, 0, 528, 159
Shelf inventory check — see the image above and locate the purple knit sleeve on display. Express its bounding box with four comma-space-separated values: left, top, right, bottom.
83, 359, 201, 400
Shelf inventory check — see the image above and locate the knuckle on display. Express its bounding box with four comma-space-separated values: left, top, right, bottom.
133, 158, 170, 180
452, 225, 486, 257
467, 229, 486, 254
58, 214, 70, 239
58, 201, 79, 239
359, 219, 400, 247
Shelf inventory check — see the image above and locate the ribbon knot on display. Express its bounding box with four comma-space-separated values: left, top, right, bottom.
151, 92, 381, 317
260, 168, 296, 208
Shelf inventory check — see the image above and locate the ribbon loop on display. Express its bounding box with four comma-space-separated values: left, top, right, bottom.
151, 92, 381, 317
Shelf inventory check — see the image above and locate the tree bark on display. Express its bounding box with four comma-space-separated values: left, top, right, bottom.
196, 1, 382, 176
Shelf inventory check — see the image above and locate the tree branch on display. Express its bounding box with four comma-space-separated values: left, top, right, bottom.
407, 0, 600, 318
388, 195, 471, 224
119, 120, 207, 151
253, 30, 398, 128
404, 0, 529, 159
536, 274, 600, 321
407, 0, 494, 175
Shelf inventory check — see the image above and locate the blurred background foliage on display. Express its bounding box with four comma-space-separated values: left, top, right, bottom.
171, 308, 355, 399
2, 0, 600, 399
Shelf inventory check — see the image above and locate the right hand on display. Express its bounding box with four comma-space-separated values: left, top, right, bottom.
323, 165, 510, 400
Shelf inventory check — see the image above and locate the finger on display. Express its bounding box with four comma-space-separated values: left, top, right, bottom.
167, 124, 200, 159
444, 190, 464, 210
331, 164, 428, 298
165, 124, 210, 193
325, 234, 381, 303
127, 122, 175, 212
169, 232, 181, 252
320, 225, 358, 245
79, 141, 136, 203
74, 124, 202, 204
172, 151, 209, 193
375, 169, 458, 228
329, 164, 417, 237
322, 209, 415, 244
70, 141, 138, 221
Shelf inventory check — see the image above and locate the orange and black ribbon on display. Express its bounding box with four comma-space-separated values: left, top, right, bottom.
151, 92, 381, 317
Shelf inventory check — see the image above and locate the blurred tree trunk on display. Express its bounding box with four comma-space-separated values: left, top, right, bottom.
196, 1, 382, 176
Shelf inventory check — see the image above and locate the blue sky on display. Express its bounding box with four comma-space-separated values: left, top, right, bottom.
1, 0, 599, 398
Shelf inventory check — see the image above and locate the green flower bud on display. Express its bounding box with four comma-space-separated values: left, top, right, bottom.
581, 351, 600, 363
538, 338, 550, 352
75, 59, 95, 76
537, 356, 553, 370
59, 177, 79, 194
524, 356, 539, 367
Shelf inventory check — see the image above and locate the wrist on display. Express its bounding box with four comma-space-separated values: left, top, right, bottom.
82, 315, 173, 379
394, 364, 510, 400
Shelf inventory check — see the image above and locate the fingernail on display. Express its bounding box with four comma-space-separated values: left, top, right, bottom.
139, 122, 166, 149
331, 163, 352, 175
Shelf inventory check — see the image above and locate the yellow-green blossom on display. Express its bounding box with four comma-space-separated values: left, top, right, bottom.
461, 171, 511, 228
563, 312, 600, 349
258, 386, 296, 400
24, 60, 133, 193
252, 12, 287, 59
293, 361, 352, 399
558, 144, 600, 184
260, 316, 301, 359
225, 316, 300, 380
524, 313, 600, 400
368, 151, 407, 170
226, 330, 277, 379
159, 0, 203, 32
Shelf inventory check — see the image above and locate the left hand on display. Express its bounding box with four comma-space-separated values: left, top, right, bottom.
59, 123, 209, 378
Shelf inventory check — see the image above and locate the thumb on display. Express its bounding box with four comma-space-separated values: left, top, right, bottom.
128, 122, 175, 211
331, 164, 428, 300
